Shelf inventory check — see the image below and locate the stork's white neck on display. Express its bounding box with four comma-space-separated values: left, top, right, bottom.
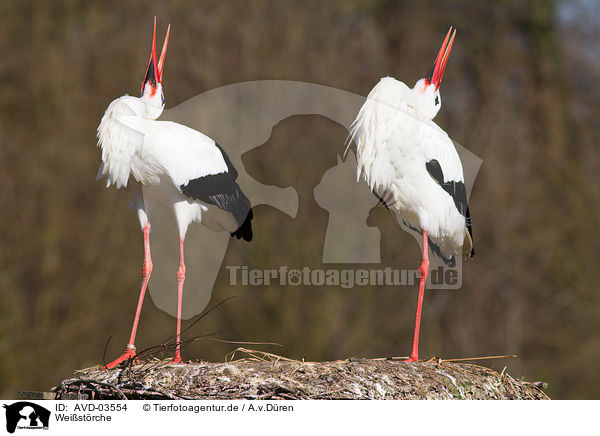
410, 78, 441, 120
140, 82, 165, 120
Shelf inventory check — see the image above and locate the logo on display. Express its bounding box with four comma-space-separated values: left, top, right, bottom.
2, 402, 50, 433
127, 80, 481, 319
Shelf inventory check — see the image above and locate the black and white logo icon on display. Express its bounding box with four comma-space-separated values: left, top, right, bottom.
2, 402, 50, 433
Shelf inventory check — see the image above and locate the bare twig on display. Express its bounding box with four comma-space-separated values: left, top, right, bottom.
440, 354, 518, 362
102, 336, 112, 369
225, 347, 299, 363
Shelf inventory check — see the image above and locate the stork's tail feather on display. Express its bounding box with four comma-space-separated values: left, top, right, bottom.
231, 208, 253, 242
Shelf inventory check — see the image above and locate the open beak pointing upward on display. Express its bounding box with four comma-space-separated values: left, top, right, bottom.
425, 27, 456, 90
142, 17, 170, 96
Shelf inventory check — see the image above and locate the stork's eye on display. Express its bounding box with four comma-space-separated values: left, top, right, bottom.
434, 96, 439, 106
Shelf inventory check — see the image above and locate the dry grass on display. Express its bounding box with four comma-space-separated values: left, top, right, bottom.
56, 348, 549, 400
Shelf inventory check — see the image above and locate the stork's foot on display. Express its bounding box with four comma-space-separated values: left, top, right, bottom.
403, 355, 419, 363
171, 352, 184, 364
104, 347, 138, 369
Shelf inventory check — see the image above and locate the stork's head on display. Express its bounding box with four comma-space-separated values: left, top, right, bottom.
412, 27, 456, 120
140, 18, 170, 119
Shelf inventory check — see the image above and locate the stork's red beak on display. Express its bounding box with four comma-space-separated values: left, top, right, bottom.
425, 27, 456, 90
141, 17, 170, 96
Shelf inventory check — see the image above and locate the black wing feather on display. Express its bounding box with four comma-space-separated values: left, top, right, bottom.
180, 143, 253, 241
425, 159, 474, 257
372, 189, 390, 211
214, 142, 238, 180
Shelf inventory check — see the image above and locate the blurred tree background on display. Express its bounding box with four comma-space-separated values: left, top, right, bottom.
1, 0, 599, 399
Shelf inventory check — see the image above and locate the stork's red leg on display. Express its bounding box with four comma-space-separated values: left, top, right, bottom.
405, 230, 429, 362
172, 237, 185, 364
105, 223, 152, 369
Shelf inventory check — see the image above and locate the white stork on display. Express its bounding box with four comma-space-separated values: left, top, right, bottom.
350, 27, 474, 362
97, 19, 253, 368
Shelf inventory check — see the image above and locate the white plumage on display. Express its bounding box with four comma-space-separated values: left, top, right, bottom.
350, 27, 473, 362
97, 19, 253, 369
97, 97, 245, 237
351, 76, 472, 261
98, 97, 229, 190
